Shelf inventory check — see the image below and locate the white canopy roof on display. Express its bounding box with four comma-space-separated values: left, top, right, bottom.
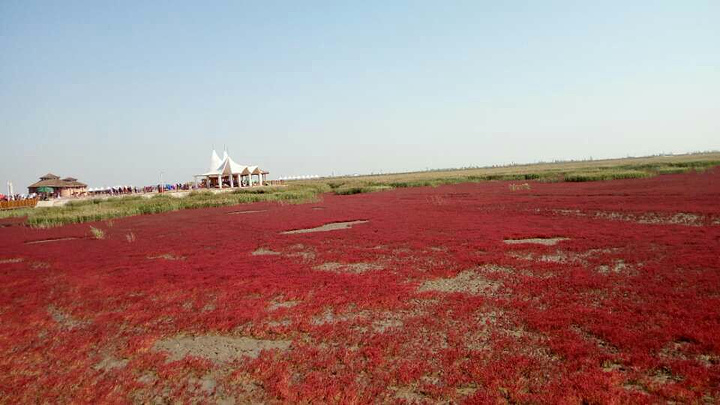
197, 150, 262, 177
218, 155, 249, 176
204, 150, 222, 175
212, 150, 222, 168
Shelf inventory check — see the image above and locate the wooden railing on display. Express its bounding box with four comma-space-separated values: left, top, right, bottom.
0, 198, 38, 210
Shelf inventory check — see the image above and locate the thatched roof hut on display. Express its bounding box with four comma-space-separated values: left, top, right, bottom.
28, 173, 88, 197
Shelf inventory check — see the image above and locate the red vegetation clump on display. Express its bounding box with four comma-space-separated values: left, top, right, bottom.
1, 169, 719, 403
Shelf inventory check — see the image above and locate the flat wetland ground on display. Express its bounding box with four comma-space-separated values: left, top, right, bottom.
1, 156, 719, 403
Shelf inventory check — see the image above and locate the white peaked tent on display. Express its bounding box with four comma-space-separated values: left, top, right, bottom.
197, 150, 223, 178
194, 149, 268, 188
210, 150, 222, 172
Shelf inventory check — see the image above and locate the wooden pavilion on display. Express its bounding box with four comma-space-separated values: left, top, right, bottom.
28, 173, 88, 197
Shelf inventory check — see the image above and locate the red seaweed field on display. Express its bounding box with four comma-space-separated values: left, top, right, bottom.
1, 169, 719, 403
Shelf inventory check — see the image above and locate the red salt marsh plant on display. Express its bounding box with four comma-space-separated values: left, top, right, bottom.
0, 169, 719, 403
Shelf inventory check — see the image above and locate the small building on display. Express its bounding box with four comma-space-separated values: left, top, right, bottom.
28, 173, 88, 198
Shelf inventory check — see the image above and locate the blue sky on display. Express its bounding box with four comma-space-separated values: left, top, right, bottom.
1, 1, 718, 190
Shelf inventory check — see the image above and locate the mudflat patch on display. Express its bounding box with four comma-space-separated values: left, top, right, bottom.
281, 220, 368, 235
228, 210, 267, 215
372, 318, 404, 333
93, 356, 129, 372
252, 248, 280, 256
390, 385, 429, 402
596, 211, 705, 226
148, 253, 186, 261
25, 237, 79, 245
268, 300, 300, 311
504, 237, 569, 246
314, 262, 383, 274
47, 305, 88, 329
153, 335, 291, 363
286, 244, 316, 260
418, 270, 501, 295
553, 209, 711, 227
508, 248, 635, 275
596, 259, 628, 274
311, 308, 367, 326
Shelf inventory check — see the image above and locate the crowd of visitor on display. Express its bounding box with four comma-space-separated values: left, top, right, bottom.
0, 194, 35, 202
3, 177, 276, 205
0, 184, 199, 201
89, 186, 141, 196
89, 183, 194, 196
162, 183, 192, 192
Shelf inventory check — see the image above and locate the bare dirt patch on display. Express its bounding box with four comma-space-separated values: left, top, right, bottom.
541, 252, 570, 262
266, 319, 292, 328
25, 237, 79, 245
47, 305, 88, 330
659, 340, 694, 362
389, 375, 447, 402
281, 220, 368, 235
456, 385, 479, 398
136, 372, 157, 385
552, 209, 712, 227
286, 244, 316, 260
504, 237, 569, 246
622, 382, 649, 394
602, 361, 624, 372
251, 248, 280, 256
596, 259, 628, 274
268, 300, 300, 311
508, 248, 635, 275
390, 385, 429, 402
461, 307, 561, 366
372, 318, 404, 333
418, 270, 502, 295
148, 253, 186, 261
0, 258, 24, 264
696, 354, 719, 367
463, 309, 507, 351
93, 356, 128, 372
650, 368, 682, 385
311, 308, 365, 326
152, 335, 291, 363
476, 264, 519, 274
597, 211, 704, 226
313, 307, 413, 332
313, 262, 383, 274
187, 374, 218, 395
228, 209, 267, 215
475, 263, 549, 279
